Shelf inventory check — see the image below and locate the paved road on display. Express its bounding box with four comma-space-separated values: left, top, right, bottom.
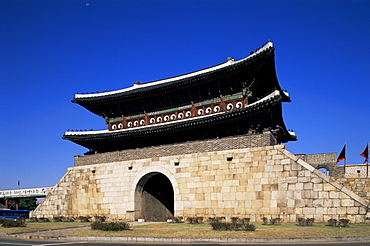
1, 238, 370, 246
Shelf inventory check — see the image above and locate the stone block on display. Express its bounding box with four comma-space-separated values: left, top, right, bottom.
318, 192, 329, 199
288, 184, 296, 191
270, 199, 277, 208
287, 199, 295, 207
273, 165, 283, 172
327, 207, 337, 215
313, 199, 323, 207
313, 184, 323, 191
303, 183, 313, 190
336, 206, 346, 215
272, 154, 283, 160
346, 207, 359, 215
329, 191, 339, 199
279, 183, 288, 191
295, 183, 303, 190
302, 207, 315, 215
323, 183, 336, 191
295, 199, 305, 208
293, 191, 302, 199
341, 199, 355, 207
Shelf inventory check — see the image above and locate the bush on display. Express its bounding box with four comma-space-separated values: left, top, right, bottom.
29, 217, 50, 222
167, 216, 183, 223
91, 221, 130, 231
297, 218, 314, 226
94, 216, 106, 222
263, 217, 282, 225
327, 219, 350, 227
210, 221, 256, 231
186, 217, 203, 224
208, 217, 226, 223
53, 216, 64, 222
77, 216, 91, 222
1, 219, 26, 228
91, 221, 105, 230
340, 219, 350, 227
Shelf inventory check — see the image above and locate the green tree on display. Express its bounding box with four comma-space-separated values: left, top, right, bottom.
18, 197, 38, 210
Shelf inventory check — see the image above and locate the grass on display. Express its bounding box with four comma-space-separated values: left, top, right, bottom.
0, 221, 90, 234
1, 221, 369, 238
68, 222, 370, 239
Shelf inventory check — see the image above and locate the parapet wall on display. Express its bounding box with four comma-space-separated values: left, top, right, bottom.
343, 164, 370, 178
74, 132, 277, 166
296, 153, 342, 177
33, 143, 370, 223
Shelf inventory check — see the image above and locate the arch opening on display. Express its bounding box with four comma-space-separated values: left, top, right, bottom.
318, 167, 329, 176
135, 172, 174, 222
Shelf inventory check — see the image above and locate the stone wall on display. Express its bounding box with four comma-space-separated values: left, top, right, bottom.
32, 144, 370, 223
343, 164, 370, 178
335, 177, 370, 199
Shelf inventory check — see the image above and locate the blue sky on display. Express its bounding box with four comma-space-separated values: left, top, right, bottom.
1, 0, 369, 190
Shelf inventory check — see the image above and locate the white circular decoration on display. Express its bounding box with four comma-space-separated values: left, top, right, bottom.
134, 121, 139, 127
197, 109, 204, 116
185, 111, 191, 118
112, 124, 117, 130
140, 119, 145, 126
205, 107, 212, 114
214, 105, 220, 113
164, 115, 169, 122
178, 113, 184, 119
118, 123, 123, 129
170, 114, 176, 121
150, 118, 155, 124
157, 117, 162, 123
236, 102, 243, 109
226, 103, 233, 111
127, 122, 133, 128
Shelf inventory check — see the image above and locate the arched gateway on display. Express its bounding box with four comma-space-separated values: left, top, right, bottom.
135, 172, 174, 221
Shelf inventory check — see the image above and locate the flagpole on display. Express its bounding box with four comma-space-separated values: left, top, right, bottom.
344, 143, 346, 176
367, 143, 369, 178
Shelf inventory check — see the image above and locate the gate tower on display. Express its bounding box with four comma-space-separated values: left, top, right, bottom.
63, 41, 296, 153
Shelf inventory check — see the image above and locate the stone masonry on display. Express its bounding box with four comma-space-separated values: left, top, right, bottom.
32, 136, 370, 223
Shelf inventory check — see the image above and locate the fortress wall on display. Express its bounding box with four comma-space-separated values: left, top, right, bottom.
32, 144, 370, 223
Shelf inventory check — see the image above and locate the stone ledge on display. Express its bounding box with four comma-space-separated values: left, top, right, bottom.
57, 235, 370, 243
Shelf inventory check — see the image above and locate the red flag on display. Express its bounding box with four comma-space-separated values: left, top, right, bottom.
360, 144, 369, 164
336, 145, 346, 163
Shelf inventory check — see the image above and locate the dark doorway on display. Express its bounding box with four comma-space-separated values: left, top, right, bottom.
139, 172, 174, 221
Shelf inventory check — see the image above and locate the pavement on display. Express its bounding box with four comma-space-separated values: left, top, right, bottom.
2, 222, 370, 244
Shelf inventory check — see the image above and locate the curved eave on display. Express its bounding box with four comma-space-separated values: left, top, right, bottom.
72, 42, 287, 105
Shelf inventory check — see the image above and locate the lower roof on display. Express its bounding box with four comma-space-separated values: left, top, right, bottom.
63, 91, 296, 153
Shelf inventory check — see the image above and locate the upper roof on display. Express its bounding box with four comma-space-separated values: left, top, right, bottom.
71, 41, 290, 118
73, 42, 273, 101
